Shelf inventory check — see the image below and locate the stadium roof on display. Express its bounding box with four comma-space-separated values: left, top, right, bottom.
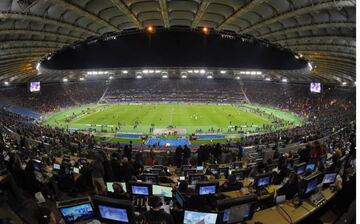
0, 0, 355, 84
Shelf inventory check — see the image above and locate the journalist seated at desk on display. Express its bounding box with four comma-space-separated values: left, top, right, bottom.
142, 196, 175, 224
277, 171, 299, 200
220, 174, 244, 192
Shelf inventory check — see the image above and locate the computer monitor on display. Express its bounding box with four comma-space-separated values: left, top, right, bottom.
209, 167, 219, 175
189, 174, 204, 184
231, 162, 242, 169
196, 182, 219, 196
183, 210, 218, 224
53, 163, 60, 170
217, 194, 257, 224
58, 202, 95, 223
182, 165, 192, 170
184, 169, 196, 177
219, 167, 229, 177
301, 172, 321, 199
230, 169, 245, 181
129, 182, 152, 197
196, 166, 204, 171
32, 159, 42, 172
322, 172, 337, 185
254, 173, 272, 189
92, 195, 135, 224
174, 189, 185, 208
149, 168, 162, 175
152, 165, 164, 170
152, 185, 173, 198
305, 162, 316, 172
106, 182, 127, 193
295, 162, 306, 175
142, 174, 158, 184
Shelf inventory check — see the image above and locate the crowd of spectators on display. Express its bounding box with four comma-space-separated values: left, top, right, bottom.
0, 79, 356, 223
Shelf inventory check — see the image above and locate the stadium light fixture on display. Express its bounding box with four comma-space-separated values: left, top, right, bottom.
109, 76, 114, 80
245, 71, 251, 75
265, 77, 271, 81
240, 71, 246, 74
181, 75, 187, 79
149, 70, 154, 74
342, 82, 347, 86
162, 74, 168, 79
294, 55, 299, 59
147, 26, 154, 33
3, 81, 9, 86
200, 69, 206, 74
235, 76, 240, 80
207, 75, 213, 79
142, 69, 149, 74
122, 70, 128, 74
202, 27, 209, 34
187, 70, 193, 73
282, 78, 288, 83
220, 70, 227, 74
155, 70, 161, 73
79, 77, 85, 81
194, 70, 199, 74
62, 78, 68, 82
250, 71, 256, 75
136, 75, 142, 79
256, 71, 262, 75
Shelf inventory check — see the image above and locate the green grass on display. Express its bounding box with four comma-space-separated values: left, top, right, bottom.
44, 103, 301, 138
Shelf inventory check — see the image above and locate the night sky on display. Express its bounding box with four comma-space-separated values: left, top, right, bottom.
42, 29, 308, 70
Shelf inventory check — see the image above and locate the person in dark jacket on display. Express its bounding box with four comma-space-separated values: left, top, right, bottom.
142, 196, 175, 224
277, 172, 299, 200
220, 174, 244, 192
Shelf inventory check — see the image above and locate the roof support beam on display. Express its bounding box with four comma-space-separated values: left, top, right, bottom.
242, 0, 355, 34
0, 29, 81, 41
293, 46, 355, 56
275, 35, 355, 45
192, 0, 211, 28
108, 0, 142, 29
0, 40, 68, 49
217, 0, 266, 30
259, 22, 355, 39
159, 0, 170, 28
0, 47, 56, 57
299, 50, 355, 59
307, 55, 355, 64
0, 12, 99, 36
49, 0, 120, 31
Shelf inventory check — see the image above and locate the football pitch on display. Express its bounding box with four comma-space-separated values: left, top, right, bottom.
44, 103, 301, 136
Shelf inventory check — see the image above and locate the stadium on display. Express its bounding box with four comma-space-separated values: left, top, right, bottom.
0, 1, 356, 224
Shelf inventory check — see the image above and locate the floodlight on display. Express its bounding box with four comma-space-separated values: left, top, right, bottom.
147, 26, 154, 33
240, 71, 246, 74
3, 81, 9, 86
142, 70, 149, 74
282, 78, 288, 83
256, 71, 262, 75
122, 70, 128, 74
181, 75, 187, 79
200, 69, 206, 74
207, 75, 213, 79
251, 71, 256, 75
162, 74, 168, 79
203, 27, 209, 33
62, 78, 68, 82
220, 70, 227, 74
155, 70, 161, 73
149, 70, 154, 74
136, 75, 142, 79
194, 70, 199, 73
245, 71, 251, 75
187, 70, 193, 73
235, 76, 240, 80
79, 77, 85, 81
342, 82, 347, 86
109, 76, 114, 80
265, 77, 271, 81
